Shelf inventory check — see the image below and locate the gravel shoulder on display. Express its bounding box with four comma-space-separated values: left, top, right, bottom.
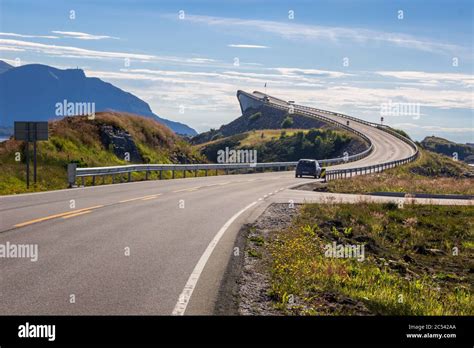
214, 203, 301, 315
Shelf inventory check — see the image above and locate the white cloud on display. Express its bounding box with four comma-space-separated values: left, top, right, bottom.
270, 67, 351, 78
392, 123, 473, 134
51, 31, 119, 40
228, 44, 269, 49
376, 71, 474, 87
0, 46, 25, 52
0, 38, 155, 60
0, 57, 25, 65
180, 14, 466, 55
85, 67, 473, 114
0, 39, 218, 66
0, 32, 58, 39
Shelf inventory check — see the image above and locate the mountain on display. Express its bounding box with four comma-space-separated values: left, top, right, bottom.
0, 61, 197, 135
0, 60, 13, 74
421, 136, 474, 164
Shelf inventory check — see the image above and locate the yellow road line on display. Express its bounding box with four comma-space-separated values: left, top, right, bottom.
62, 210, 92, 219
119, 194, 160, 203
14, 205, 104, 227
173, 187, 200, 193
141, 195, 161, 201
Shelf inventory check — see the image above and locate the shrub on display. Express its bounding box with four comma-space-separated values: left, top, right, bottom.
281, 116, 294, 128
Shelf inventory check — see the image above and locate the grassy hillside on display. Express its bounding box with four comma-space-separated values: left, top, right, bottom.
246, 203, 473, 315
192, 104, 330, 144
328, 149, 474, 195
421, 136, 474, 163
0, 112, 204, 195
197, 128, 367, 163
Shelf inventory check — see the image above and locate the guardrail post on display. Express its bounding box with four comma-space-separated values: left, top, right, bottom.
194, 169, 197, 177
205, 169, 208, 176
92, 176, 96, 186
159, 170, 163, 180
225, 169, 229, 175
172, 170, 175, 179
145, 171, 149, 180
112, 174, 115, 184
81, 176, 85, 187
128, 172, 132, 182
184, 170, 187, 178
215, 169, 218, 176
67, 163, 77, 188
102, 175, 105, 185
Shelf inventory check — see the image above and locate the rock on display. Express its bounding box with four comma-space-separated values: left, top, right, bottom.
100, 125, 142, 162
403, 254, 415, 263
353, 235, 381, 253
426, 248, 446, 256
413, 245, 429, 255
388, 259, 407, 274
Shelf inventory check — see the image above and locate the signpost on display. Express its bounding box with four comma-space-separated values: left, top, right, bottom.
14, 122, 49, 188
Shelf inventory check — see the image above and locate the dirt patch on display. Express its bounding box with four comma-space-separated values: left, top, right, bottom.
291, 182, 328, 192
237, 204, 302, 315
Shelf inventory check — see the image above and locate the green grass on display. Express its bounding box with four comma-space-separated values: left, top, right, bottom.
0, 112, 205, 195
194, 129, 308, 149
197, 128, 364, 163
263, 203, 473, 315
328, 149, 474, 195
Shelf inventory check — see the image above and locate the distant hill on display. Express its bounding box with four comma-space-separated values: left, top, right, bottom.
421, 136, 474, 164
192, 103, 329, 144
0, 112, 204, 194
0, 60, 13, 74
192, 99, 369, 163
196, 128, 367, 163
0, 61, 197, 135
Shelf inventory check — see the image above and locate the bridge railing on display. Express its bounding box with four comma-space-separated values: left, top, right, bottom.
259, 95, 419, 181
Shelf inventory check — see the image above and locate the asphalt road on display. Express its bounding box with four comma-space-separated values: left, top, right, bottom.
0, 97, 418, 315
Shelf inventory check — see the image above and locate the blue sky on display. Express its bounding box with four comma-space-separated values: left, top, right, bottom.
0, 0, 472, 142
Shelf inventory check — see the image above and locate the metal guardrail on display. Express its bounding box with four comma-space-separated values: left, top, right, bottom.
68, 162, 293, 187
68, 146, 372, 187
258, 93, 419, 182
324, 124, 419, 181
67, 91, 418, 187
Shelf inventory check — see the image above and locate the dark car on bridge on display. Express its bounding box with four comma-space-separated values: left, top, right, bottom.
295, 159, 322, 178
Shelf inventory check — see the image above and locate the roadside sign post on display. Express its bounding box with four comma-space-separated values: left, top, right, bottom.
25, 141, 30, 188
34, 139, 37, 182
14, 121, 49, 189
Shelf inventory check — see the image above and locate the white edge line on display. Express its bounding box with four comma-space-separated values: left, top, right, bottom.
171, 200, 258, 315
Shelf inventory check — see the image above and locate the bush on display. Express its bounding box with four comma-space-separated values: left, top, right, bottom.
281, 116, 294, 128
